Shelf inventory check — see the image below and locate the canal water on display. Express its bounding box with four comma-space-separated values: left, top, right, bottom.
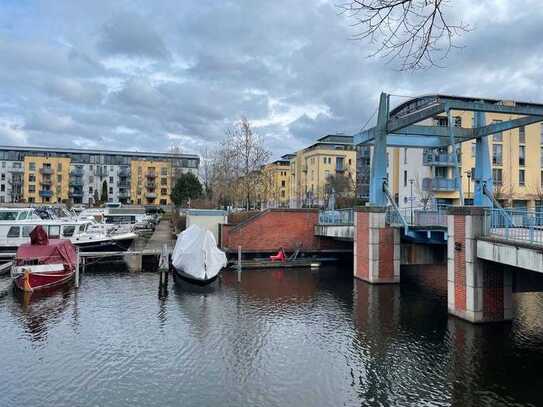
1, 265, 543, 407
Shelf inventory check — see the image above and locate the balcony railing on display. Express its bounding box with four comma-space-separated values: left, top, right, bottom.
146, 172, 157, 179
146, 192, 157, 199
9, 167, 23, 173
39, 167, 54, 175
422, 177, 457, 192
118, 181, 130, 188
71, 168, 84, 177
70, 178, 83, 186
40, 178, 52, 185
70, 189, 83, 197
119, 167, 130, 177
482, 208, 543, 245
336, 163, 346, 172
119, 190, 130, 198
422, 151, 458, 166
146, 182, 156, 189
39, 190, 53, 197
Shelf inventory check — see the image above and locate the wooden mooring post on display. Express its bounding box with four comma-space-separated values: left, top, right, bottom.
237, 245, 242, 282
75, 248, 81, 289
158, 244, 169, 297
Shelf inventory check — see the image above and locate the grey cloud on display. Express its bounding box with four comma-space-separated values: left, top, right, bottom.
97, 12, 170, 60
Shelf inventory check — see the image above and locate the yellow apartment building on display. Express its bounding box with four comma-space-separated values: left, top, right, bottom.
261, 158, 291, 208
288, 134, 356, 207
130, 160, 172, 205
23, 156, 71, 204
395, 110, 543, 210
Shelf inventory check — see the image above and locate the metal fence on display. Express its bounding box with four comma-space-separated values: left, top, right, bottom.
386, 206, 448, 227
318, 209, 354, 225
483, 208, 543, 245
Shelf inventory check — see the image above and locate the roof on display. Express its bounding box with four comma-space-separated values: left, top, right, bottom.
316, 134, 353, 143
0, 145, 199, 160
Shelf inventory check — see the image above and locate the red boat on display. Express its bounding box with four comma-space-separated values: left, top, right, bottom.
12, 225, 78, 292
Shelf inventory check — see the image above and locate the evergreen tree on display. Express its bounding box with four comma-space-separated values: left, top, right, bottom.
171, 172, 202, 207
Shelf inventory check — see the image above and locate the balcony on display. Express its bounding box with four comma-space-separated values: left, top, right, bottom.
423, 150, 458, 166
70, 189, 83, 198
39, 190, 53, 197
146, 181, 156, 189
146, 192, 157, 199
146, 172, 157, 179
9, 166, 23, 173
422, 177, 457, 192
71, 167, 84, 177
118, 181, 130, 188
40, 178, 52, 186
70, 178, 83, 186
95, 167, 108, 177
119, 190, 130, 199
119, 167, 130, 177
336, 163, 346, 172
39, 167, 53, 175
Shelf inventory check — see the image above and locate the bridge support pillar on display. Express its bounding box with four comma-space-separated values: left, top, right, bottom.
447, 207, 512, 323
354, 207, 400, 284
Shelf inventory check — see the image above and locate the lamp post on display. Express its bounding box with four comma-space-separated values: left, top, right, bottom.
465, 170, 472, 205
409, 178, 415, 223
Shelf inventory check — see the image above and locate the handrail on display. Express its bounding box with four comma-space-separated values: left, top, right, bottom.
482, 183, 515, 227
383, 181, 409, 230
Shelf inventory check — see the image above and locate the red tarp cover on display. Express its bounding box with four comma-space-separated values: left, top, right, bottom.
17, 226, 77, 271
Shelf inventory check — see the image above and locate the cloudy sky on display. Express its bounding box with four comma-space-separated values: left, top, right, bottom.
0, 0, 542, 159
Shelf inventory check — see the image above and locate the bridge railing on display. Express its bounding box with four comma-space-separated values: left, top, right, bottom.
483, 208, 543, 244
386, 206, 448, 227
318, 209, 354, 225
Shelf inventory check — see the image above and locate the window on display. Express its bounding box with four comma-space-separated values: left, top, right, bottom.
323, 157, 327, 164
161, 178, 168, 185
7, 226, 20, 238
403, 170, 407, 187
281, 190, 285, 198
471, 143, 476, 158
109, 177, 114, 183
519, 145, 526, 167
454, 116, 462, 127
161, 167, 168, 176
281, 180, 286, 187
29, 174, 35, 182
161, 188, 167, 195
29, 162, 35, 171
57, 174, 62, 183
493, 168, 503, 185
62, 226, 75, 237
519, 169, 525, 186
29, 185, 35, 193
403, 148, 408, 164
519, 126, 526, 144
492, 144, 503, 165
57, 163, 62, 172
109, 187, 113, 194
1, 185, 4, 192
79, 224, 86, 233
48, 225, 60, 238
160, 199, 167, 205
22, 226, 35, 236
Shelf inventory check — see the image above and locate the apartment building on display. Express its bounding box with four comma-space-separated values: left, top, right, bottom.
395, 111, 543, 210
288, 134, 357, 208
0, 146, 199, 205
261, 158, 291, 208
130, 160, 172, 206
23, 156, 70, 204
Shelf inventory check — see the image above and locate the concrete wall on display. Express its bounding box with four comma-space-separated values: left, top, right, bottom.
477, 239, 543, 273
187, 212, 227, 242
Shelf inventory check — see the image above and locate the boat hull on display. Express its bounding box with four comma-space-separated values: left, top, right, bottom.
14, 267, 74, 292
173, 267, 218, 286
0, 235, 135, 255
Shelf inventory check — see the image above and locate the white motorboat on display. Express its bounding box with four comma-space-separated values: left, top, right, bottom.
172, 225, 227, 284
0, 208, 137, 254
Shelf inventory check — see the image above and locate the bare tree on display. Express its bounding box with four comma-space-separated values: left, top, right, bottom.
414, 175, 434, 209
339, 0, 469, 70
198, 145, 213, 197
229, 118, 271, 210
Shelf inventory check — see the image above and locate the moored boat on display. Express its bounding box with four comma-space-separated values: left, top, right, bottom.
172, 225, 227, 285
11, 225, 77, 292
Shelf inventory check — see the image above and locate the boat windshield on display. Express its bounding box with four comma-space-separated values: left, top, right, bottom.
0, 211, 23, 221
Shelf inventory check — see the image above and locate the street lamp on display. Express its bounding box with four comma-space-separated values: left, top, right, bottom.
409, 178, 415, 222
465, 170, 472, 205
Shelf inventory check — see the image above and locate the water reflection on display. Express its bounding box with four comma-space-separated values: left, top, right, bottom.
2, 266, 543, 406
10, 283, 74, 344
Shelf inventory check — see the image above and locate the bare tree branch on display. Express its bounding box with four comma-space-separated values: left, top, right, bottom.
338, 0, 470, 70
